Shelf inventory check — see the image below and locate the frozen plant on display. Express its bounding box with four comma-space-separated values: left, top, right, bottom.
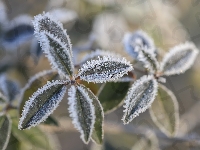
18, 12, 133, 144
122, 30, 199, 136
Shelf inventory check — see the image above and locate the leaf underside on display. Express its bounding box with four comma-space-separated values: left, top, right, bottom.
0, 114, 11, 150
19, 80, 67, 129
122, 75, 158, 124
80, 84, 104, 144
68, 85, 95, 144
19, 70, 58, 116
98, 82, 130, 113
149, 84, 179, 137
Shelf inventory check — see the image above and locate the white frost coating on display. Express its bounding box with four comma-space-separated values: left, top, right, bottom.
149, 84, 179, 137
68, 85, 95, 144
0, 75, 9, 102
123, 30, 155, 59
78, 55, 133, 83
18, 80, 67, 129
137, 47, 159, 73
32, 12, 73, 57
122, 75, 158, 124
49, 8, 77, 24
160, 42, 199, 76
78, 49, 121, 66
34, 31, 74, 78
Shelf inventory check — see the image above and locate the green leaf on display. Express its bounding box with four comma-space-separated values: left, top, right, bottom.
19, 80, 67, 129
19, 70, 58, 117
0, 114, 11, 150
131, 131, 159, 150
12, 119, 57, 150
80, 84, 104, 144
149, 84, 179, 137
68, 85, 95, 144
97, 82, 130, 113
43, 115, 59, 126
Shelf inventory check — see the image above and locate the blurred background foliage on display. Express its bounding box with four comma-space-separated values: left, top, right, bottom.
1, 0, 200, 149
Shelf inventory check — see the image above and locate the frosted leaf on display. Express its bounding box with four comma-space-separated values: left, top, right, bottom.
160, 42, 199, 76
18, 80, 68, 130
123, 30, 155, 59
122, 75, 158, 124
78, 56, 133, 83
78, 49, 120, 65
79, 84, 104, 144
0, 114, 11, 150
36, 33, 74, 78
19, 70, 58, 116
138, 47, 159, 73
49, 8, 77, 24
149, 84, 179, 137
33, 12, 73, 57
2, 15, 34, 51
68, 85, 95, 144
0, 75, 20, 101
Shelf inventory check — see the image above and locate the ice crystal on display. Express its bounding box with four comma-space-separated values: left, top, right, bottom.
160, 42, 199, 76
68, 85, 95, 144
122, 75, 158, 124
123, 30, 155, 59
18, 80, 67, 129
78, 55, 133, 83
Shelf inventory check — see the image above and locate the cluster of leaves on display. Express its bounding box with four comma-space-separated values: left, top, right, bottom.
18, 12, 133, 145
122, 30, 199, 136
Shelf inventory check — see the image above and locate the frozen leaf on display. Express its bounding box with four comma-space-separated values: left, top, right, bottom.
2, 15, 34, 51
36, 33, 74, 78
0, 114, 11, 150
19, 80, 68, 130
131, 130, 159, 150
49, 8, 77, 24
0, 76, 20, 102
123, 30, 155, 59
19, 70, 58, 116
149, 84, 179, 137
98, 82, 130, 113
160, 42, 199, 76
122, 75, 158, 124
80, 84, 104, 144
138, 47, 159, 72
33, 12, 72, 56
78, 56, 133, 83
68, 85, 95, 144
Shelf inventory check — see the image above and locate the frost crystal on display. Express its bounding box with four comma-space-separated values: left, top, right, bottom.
78, 56, 133, 83
138, 47, 159, 72
160, 42, 199, 76
78, 49, 120, 65
18, 80, 67, 130
68, 85, 95, 144
122, 75, 158, 124
33, 12, 72, 57
123, 30, 155, 59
